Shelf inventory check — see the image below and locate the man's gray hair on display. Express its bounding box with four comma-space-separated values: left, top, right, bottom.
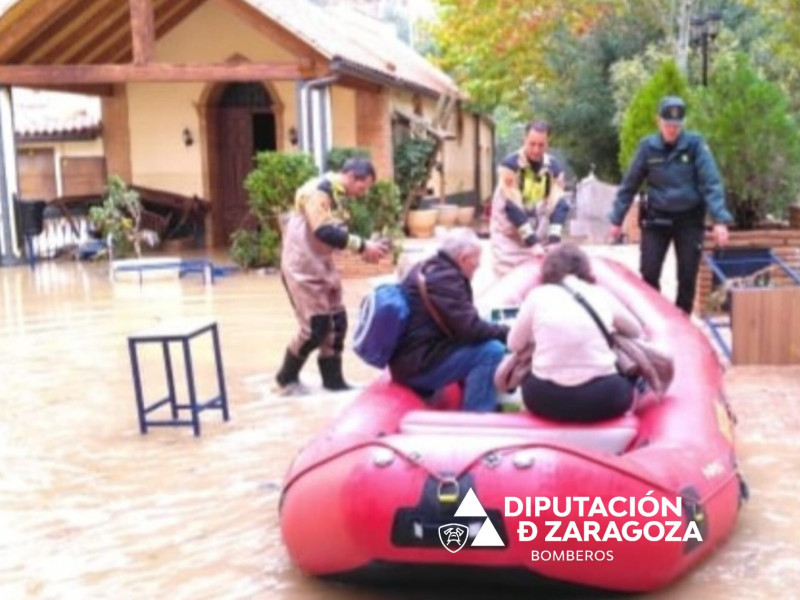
440, 227, 481, 259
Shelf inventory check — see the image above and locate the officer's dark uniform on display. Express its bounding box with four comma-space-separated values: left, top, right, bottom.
609, 97, 732, 314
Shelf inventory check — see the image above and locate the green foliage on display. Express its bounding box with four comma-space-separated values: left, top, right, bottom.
430, 0, 621, 115
243, 152, 318, 225
610, 44, 673, 128
232, 151, 317, 270
229, 228, 280, 269
346, 180, 404, 239
326, 147, 371, 172
88, 175, 142, 258
619, 60, 690, 170
528, 12, 662, 180
691, 53, 800, 229
393, 137, 437, 209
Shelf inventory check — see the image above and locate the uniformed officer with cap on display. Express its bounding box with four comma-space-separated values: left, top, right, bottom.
608, 96, 732, 314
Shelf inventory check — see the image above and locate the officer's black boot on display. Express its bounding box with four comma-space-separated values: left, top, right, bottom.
318, 355, 352, 391
275, 350, 307, 387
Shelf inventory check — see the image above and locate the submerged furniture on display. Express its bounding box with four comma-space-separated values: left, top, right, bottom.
111, 257, 238, 285
703, 247, 800, 363
15, 197, 46, 270
128, 319, 229, 436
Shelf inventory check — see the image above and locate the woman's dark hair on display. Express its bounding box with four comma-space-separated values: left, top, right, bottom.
525, 120, 550, 136
341, 157, 376, 181
540, 243, 596, 285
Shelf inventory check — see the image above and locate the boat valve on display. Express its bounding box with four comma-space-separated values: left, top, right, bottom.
372, 448, 395, 467
437, 478, 460, 503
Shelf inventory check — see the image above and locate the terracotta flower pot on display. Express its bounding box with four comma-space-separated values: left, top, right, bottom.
456, 205, 475, 226
436, 204, 459, 228
407, 208, 439, 238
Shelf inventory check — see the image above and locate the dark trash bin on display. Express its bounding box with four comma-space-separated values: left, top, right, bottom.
15, 198, 46, 236
14, 198, 47, 269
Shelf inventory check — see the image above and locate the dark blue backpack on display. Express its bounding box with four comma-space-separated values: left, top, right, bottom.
352, 284, 410, 368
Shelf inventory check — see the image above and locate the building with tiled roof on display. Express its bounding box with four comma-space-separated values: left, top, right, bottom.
0, 0, 494, 253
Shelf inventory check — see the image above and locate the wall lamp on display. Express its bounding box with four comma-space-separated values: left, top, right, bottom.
182, 127, 194, 147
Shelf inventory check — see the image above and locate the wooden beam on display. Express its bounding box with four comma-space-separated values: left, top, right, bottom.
129, 0, 156, 64
0, 62, 309, 85
28, 0, 125, 64
110, 0, 200, 64
29, 83, 116, 97
0, 0, 81, 62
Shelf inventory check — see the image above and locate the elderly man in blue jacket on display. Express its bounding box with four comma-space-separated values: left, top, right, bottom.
389, 229, 508, 412
608, 96, 732, 314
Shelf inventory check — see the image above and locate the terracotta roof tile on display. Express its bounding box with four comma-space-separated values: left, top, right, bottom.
12, 88, 101, 139
245, 0, 460, 96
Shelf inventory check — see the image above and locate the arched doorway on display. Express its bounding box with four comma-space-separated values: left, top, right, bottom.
211, 82, 277, 245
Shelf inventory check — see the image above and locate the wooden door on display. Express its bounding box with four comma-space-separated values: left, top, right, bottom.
217, 107, 254, 245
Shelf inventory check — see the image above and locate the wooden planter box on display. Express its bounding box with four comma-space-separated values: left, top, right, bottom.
731, 287, 800, 365
332, 251, 397, 278
695, 228, 800, 315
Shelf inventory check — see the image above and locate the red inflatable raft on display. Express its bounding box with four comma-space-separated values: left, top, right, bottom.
280, 257, 746, 593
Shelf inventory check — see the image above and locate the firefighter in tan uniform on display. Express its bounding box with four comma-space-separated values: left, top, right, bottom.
490, 121, 571, 278
275, 158, 388, 395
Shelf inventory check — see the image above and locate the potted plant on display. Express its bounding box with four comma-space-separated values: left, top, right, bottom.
231, 151, 318, 270
394, 137, 439, 238
88, 175, 146, 259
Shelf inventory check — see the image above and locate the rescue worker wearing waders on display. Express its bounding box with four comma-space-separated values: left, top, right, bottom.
275, 158, 388, 395
608, 96, 732, 314
490, 120, 571, 278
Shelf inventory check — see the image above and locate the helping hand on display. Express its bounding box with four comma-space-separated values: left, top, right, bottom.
362, 240, 389, 263
607, 224, 623, 244
712, 223, 729, 247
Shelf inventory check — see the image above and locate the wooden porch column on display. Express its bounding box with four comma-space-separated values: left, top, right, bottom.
129, 0, 156, 65
101, 84, 132, 183
355, 88, 393, 180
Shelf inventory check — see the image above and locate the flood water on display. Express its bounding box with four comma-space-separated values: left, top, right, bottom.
0, 249, 798, 600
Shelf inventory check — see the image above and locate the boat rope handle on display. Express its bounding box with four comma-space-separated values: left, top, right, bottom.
454, 441, 739, 506
282, 438, 450, 493
283, 438, 738, 508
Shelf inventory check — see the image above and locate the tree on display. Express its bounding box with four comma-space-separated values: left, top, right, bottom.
430, 0, 619, 115
618, 60, 690, 170
691, 52, 800, 229
528, 12, 662, 181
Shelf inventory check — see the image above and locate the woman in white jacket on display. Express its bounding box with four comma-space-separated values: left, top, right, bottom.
507, 244, 642, 422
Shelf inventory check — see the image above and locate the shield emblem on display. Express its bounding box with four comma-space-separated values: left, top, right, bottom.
438, 523, 469, 553
670, 106, 680, 119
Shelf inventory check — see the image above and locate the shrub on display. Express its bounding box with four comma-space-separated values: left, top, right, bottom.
88, 175, 142, 258
229, 228, 280, 269
691, 53, 800, 229
243, 152, 318, 228
231, 152, 317, 269
618, 60, 690, 170
394, 137, 438, 210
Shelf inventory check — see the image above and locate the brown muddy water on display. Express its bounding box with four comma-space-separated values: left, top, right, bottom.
0, 250, 798, 600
